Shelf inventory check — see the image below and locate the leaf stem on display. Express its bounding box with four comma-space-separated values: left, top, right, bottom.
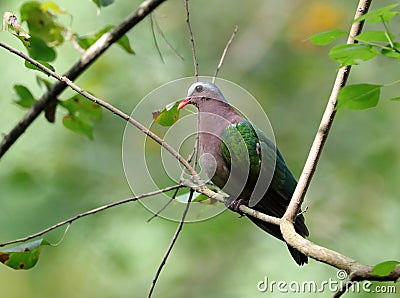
381, 16, 395, 48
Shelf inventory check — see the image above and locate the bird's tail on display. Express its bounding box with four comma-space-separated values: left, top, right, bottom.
247, 215, 309, 266
246, 190, 309, 266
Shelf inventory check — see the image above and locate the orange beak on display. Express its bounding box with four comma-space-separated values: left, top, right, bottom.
177, 98, 191, 110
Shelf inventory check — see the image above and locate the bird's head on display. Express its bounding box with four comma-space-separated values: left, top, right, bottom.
177, 82, 227, 110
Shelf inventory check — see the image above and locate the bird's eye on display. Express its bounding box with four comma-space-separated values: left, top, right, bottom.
195, 85, 203, 93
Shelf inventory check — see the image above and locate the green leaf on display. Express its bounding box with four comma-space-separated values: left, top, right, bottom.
175, 191, 217, 205
354, 4, 400, 24
62, 115, 94, 139
24, 60, 55, 74
193, 194, 218, 205
20, 1, 65, 46
36, 76, 52, 90
152, 101, 180, 126
59, 94, 101, 138
337, 84, 381, 110
381, 42, 400, 59
117, 34, 135, 54
59, 94, 102, 120
13, 84, 36, 108
76, 25, 134, 54
309, 29, 347, 46
390, 97, 400, 101
355, 31, 395, 43
371, 260, 400, 276
0, 239, 49, 270
14, 33, 31, 48
329, 44, 378, 66
40, 1, 67, 14
27, 35, 56, 61
92, 0, 114, 8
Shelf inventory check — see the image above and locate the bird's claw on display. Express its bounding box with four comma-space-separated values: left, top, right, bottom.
224, 198, 245, 216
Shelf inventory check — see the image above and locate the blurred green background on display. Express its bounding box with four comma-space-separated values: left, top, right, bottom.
0, 0, 399, 297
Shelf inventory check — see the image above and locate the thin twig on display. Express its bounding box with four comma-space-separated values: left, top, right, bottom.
282, 0, 373, 222
279, 0, 376, 276
332, 279, 357, 298
183, 0, 198, 80
0, 0, 167, 159
4, 9, 396, 286
152, 13, 185, 61
150, 13, 165, 63
146, 186, 180, 222
212, 25, 239, 83
0, 41, 202, 185
179, 179, 281, 226
2, 40, 282, 230
0, 184, 181, 247
148, 189, 194, 298
65, 30, 86, 55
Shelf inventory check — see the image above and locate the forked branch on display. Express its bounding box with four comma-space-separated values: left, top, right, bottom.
0, 0, 167, 159
0, 184, 181, 247
283, 0, 371, 224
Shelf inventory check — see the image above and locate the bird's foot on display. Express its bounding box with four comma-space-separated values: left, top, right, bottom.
224, 198, 245, 216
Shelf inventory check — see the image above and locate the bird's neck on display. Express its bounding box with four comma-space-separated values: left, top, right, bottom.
197, 100, 242, 157
197, 100, 241, 136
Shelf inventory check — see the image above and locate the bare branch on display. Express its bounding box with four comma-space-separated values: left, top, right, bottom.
3, 0, 397, 286
146, 187, 180, 222
0, 0, 167, 159
332, 280, 358, 298
180, 179, 281, 226
0, 184, 181, 248
184, 0, 198, 80
2, 40, 255, 230
282, 0, 373, 222
151, 13, 185, 61
212, 25, 239, 83
333, 266, 400, 298
148, 189, 194, 298
274, 0, 399, 287
150, 13, 165, 63
0, 40, 204, 189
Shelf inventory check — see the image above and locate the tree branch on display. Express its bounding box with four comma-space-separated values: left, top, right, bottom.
3, 0, 397, 288
280, 0, 372, 264
0, 184, 181, 247
179, 179, 281, 226
0, 0, 167, 159
277, 0, 400, 288
332, 266, 400, 298
148, 189, 194, 298
184, 0, 199, 79
1, 39, 282, 229
283, 0, 372, 222
212, 25, 239, 83
0, 39, 204, 186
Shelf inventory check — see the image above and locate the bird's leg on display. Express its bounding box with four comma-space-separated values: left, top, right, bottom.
224, 197, 245, 216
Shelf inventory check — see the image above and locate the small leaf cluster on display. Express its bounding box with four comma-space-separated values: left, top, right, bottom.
2, 0, 133, 139
310, 4, 400, 110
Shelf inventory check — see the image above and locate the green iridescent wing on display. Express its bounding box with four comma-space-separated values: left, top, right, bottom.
221, 119, 297, 201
